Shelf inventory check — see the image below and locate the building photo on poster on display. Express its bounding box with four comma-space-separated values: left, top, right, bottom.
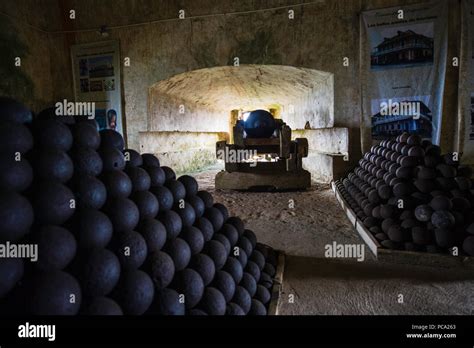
0, 0, 474, 346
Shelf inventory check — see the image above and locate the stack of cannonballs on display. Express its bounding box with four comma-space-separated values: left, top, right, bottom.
335, 132, 474, 256
0, 97, 277, 315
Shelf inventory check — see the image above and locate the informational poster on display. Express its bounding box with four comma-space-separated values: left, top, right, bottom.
360, 1, 448, 150
71, 40, 124, 136
459, 0, 474, 163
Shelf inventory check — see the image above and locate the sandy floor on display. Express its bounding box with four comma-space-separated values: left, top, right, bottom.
192, 168, 474, 315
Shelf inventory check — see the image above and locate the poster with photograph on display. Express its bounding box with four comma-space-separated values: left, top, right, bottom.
361, 1, 448, 150
71, 41, 124, 136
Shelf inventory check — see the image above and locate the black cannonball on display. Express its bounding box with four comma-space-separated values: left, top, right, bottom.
153, 288, 185, 315
227, 216, 245, 236
203, 240, 227, 270
104, 198, 140, 233
462, 236, 474, 256
164, 238, 191, 271
240, 272, 257, 297
243, 230, 257, 249
435, 228, 455, 248
114, 270, 154, 315
226, 303, 245, 315
263, 263, 276, 277
74, 209, 112, 249
37, 106, 74, 124
430, 196, 453, 211
80, 249, 121, 296
146, 166, 166, 187
123, 149, 142, 168
161, 166, 176, 182
259, 272, 273, 289
170, 269, 204, 309
0, 191, 33, 242
249, 250, 265, 271
197, 190, 214, 208
125, 166, 151, 192
414, 205, 433, 222
146, 251, 175, 289
99, 129, 124, 150
175, 202, 196, 227
223, 257, 243, 284
74, 175, 107, 209
131, 191, 159, 220
431, 211, 455, 229
0, 97, 32, 123
204, 207, 225, 232
33, 149, 74, 183
73, 122, 100, 149
35, 120, 73, 151
73, 147, 103, 176
151, 186, 174, 211
232, 286, 251, 314
99, 147, 126, 171
137, 218, 167, 253
213, 234, 231, 255
198, 287, 226, 315
0, 258, 24, 299
158, 210, 182, 240
249, 299, 267, 315
237, 236, 253, 258
82, 297, 123, 315
194, 217, 214, 241
0, 120, 33, 153
245, 260, 261, 282
187, 195, 205, 218
178, 175, 199, 197
141, 153, 160, 168
180, 226, 204, 255
30, 271, 82, 315
0, 153, 33, 192
33, 181, 75, 225
165, 179, 186, 202
102, 170, 132, 198
411, 226, 432, 245
113, 231, 148, 270
213, 203, 229, 221
211, 270, 236, 302
189, 253, 215, 286
36, 226, 76, 271
219, 224, 239, 246
387, 225, 409, 243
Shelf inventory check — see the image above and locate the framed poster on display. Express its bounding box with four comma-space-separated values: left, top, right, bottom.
71, 40, 124, 137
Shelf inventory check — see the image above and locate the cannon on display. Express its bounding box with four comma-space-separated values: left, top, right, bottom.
215, 110, 310, 190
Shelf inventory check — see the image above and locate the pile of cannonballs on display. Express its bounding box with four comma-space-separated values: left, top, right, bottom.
335, 132, 474, 256
0, 97, 277, 315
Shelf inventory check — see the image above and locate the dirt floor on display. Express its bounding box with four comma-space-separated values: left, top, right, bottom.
192, 167, 474, 315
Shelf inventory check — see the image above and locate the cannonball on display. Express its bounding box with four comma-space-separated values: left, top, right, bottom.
424, 155, 440, 168
171, 269, 204, 309
158, 210, 182, 240
73, 122, 100, 149
104, 198, 139, 233
188, 309, 208, 315
164, 238, 191, 271
249, 299, 267, 315
0, 121, 33, 153
74, 175, 107, 209
113, 231, 147, 270
32, 149, 74, 183
189, 253, 215, 286
249, 250, 265, 271
219, 224, 239, 246
243, 230, 257, 249
411, 226, 432, 245
34, 225, 76, 271
161, 166, 176, 182
101, 170, 132, 198
400, 156, 419, 167
131, 191, 159, 220
203, 240, 227, 270
0, 191, 33, 242
0, 97, 32, 123
223, 257, 243, 284
125, 166, 151, 192
99, 147, 126, 171
452, 197, 471, 213
414, 205, 433, 222
407, 134, 421, 146
380, 204, 395, 219
0, 153, 33, 192
82, 297, 123, 315
457, 166, 472, 178
150, 186, 174, 211
198, 287, 226, 315
245, 261, 261, 282
237, 236, 253, 257
226, 303, 245, 315
175, 202, 196, 227
30, 271, 82, 315
231, 246, 248, 268
99, 129, 124, 150
431, 211, 455, 229
123, 149, 142, 168
240, 272, 257, 297
0, 258, 24, 299
401, 219, 418, 229
180, 226, 205, 255
197, 190, 214, 208
34, 119, 72, 151
232, 286, 251, 314
211, 270, 236, 302
141, 153, 160, 168
79, 249, 121, 296
114, 270, 154, 315
204, 207, 224, 231
187, 195, 205, 218
137, 218, 166, 253
153, 288, 185, 315
227, 216, 245, 236
434, 228, 455, 248
387, 225, 409, 242
213, 234, 231, 255
72, 147, 103, 176
145, 250, 175, 289
259, 272, 273, 289
381, 240, 400, 250
194, 217, 214, 242
178, 175, 199, 197
430, 196, 453, 211
462, 236, 474, 256
73, 209, 112, 249
455, 176, 472, 191
393, 182, 413, 197
146, 166, 166, 187
33, 181, 75, 225
213, 203, 229, 221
